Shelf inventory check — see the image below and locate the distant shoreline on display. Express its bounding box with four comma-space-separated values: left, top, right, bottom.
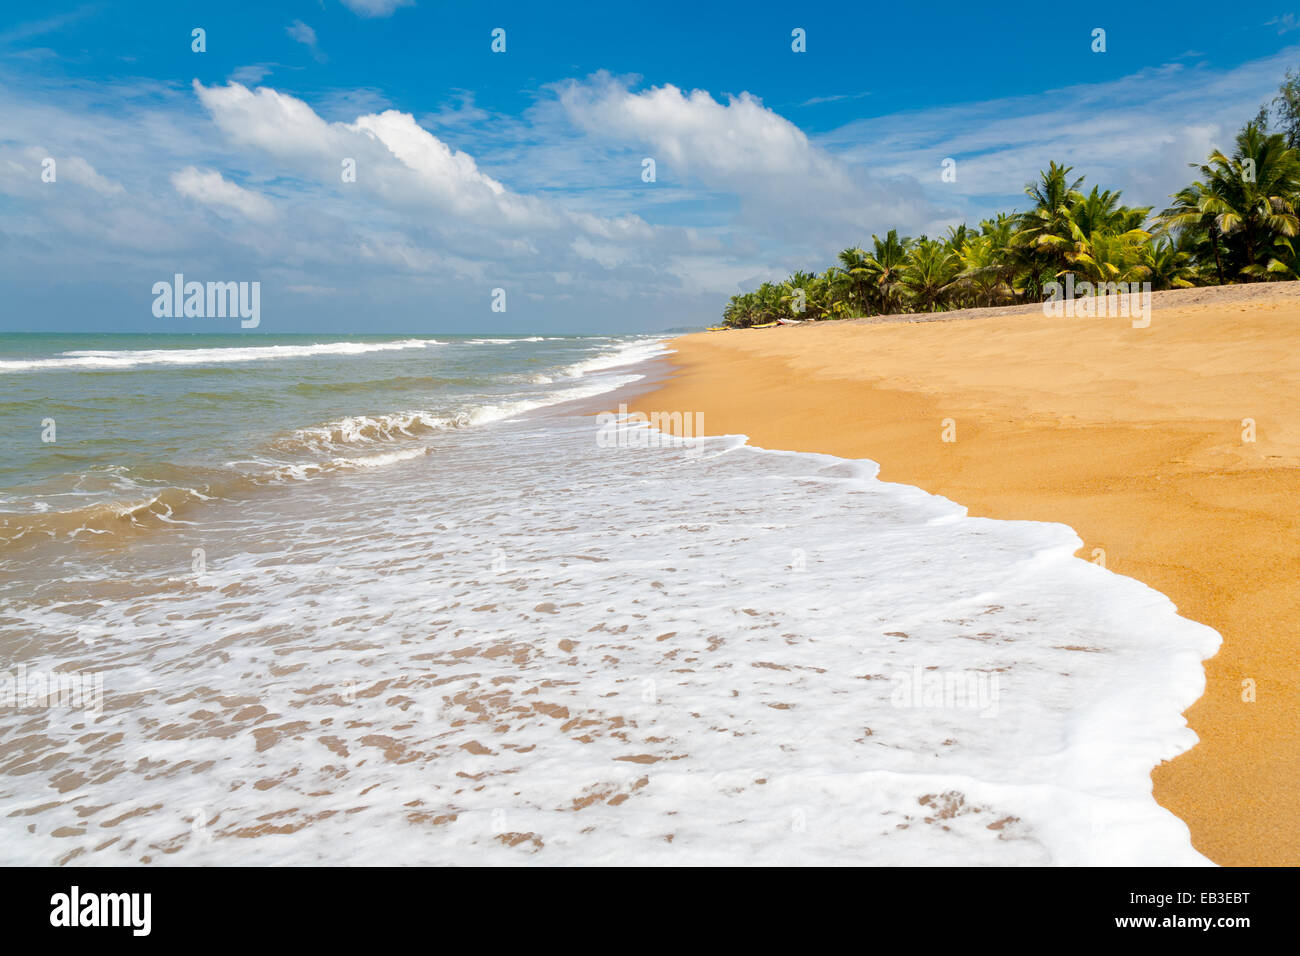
709, 280, 1300, 327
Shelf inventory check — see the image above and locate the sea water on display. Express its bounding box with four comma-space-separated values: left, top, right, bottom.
0, 333, 1218, 865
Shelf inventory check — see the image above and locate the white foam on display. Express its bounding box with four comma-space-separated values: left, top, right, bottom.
0, 416, 1218, 866
277, 370, 647, 455
0, 339, 443, 372
464, 337, 555, 345
282, 409, 467, 451
558, 338, 670, 378
329, 447, 432, 470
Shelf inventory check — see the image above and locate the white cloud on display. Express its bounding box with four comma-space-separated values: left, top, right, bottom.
1267, 14, 1300, 35
560, 76, 837, 180
191, 81, 665, 242
571, 235, 632, 269
555, 73, 939, 246
2, 43, 1295, 333
817, 46, 1300, 225
171, 166, 276, 222
192, 81, 351, 162
338, 0, 413, 18
228, 64, 276, 86
0, 148, 123, 197
61, 155, 126, 196
286, 20, 326, 63
353, 109, 552, 225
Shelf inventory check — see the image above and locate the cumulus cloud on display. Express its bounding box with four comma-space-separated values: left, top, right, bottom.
554, 73, 938, 243
171, 166, 276, 222
192, 81, 654, 238
560, 77, 841, 180
2, 44, 1294, 334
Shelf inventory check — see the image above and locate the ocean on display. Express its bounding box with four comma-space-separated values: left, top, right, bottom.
0, 333, 1218, 865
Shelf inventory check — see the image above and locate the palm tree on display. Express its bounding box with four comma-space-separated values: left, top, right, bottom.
862, 229, 911, 314
956, 232, 1016, 306
1140, 236, 1198, 290
980, 213, 1032, 300
712, 94, 1300, 328
901, 238, 960, 311
1068, 231, 1150, 286
753, 282, 785, 323
780, 270, 828, 320
1264, 236, 1300, 280
1070, 186, 1150, 239
1065, 196, 1152, 287
1159, 123, 1300, 282
1015, 162, 1086, 284
833, 247, 873, 317
1159, 180, 1229, 284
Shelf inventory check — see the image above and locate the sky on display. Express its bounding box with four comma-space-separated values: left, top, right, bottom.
1, 1, 1299, 334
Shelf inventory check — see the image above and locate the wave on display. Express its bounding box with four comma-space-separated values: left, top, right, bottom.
274, 347, 664, 455
557, 339, 669, 378
274, 410, 469, 453
260, 447, 434, 481
0, 447, 437, 551
463, 336, 558, 345
0, 485, 215, 548
0, 412, 1219, 865
0, 339, 444, 373
0, 338, 666, 553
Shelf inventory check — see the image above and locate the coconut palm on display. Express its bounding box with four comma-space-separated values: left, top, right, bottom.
1159, 180, 1229, 284
901, 238, 960, 311
1140, 236, 1198, 290
862, 229, 911, 314
711, 83, 1300, 328
955, 232, 1016, 307
1015, 161, 1086, 280
1160, 123, 1300, 281
780, 270, 829, 320
1264, 237, 1300, 280
1070, 186, 1150, 240
1067, 230, 1151, 286
833, 247, 873, 317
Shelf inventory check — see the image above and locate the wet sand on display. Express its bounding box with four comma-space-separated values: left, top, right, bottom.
628, 282, 1300, 866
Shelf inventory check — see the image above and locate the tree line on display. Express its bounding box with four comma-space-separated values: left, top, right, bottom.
720, 69, 1300, 327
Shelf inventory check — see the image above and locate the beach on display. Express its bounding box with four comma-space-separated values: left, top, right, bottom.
629, 282, 1300, 866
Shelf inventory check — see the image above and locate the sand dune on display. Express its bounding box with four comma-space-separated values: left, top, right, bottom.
632, 281, 1300, 866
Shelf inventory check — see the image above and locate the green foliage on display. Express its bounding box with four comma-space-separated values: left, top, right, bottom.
1259, 68, 1300, 150
719, 72, 1300, 328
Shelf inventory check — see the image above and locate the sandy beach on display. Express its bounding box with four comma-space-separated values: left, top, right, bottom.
629, 282, 1300, 866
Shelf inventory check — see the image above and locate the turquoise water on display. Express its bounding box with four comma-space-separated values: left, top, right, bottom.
0, 332, 665, 546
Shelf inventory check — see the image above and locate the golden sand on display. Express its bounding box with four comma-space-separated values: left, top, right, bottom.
629, 283, 1300, 866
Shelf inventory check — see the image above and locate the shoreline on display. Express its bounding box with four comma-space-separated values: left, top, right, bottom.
627, 282, 1300, 866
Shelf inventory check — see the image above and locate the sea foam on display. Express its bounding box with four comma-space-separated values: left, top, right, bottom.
0, 339, 443, 372
0, 413, 1218, 866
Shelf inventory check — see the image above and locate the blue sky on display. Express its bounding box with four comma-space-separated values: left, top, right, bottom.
2, 1, 1299, 333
